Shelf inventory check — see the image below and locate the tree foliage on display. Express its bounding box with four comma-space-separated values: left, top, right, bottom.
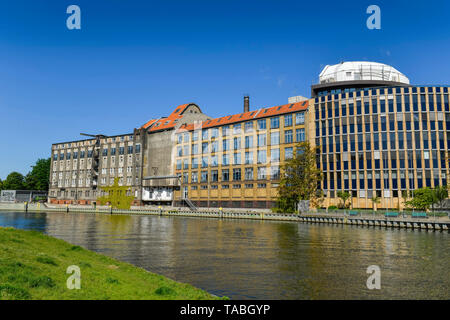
405, 186, 448, 211
276, 142, 323, 212
337, 191, 351, 209
97, 178, 135, 209
3, 172, 25, 190
25, 158, 51, 191
1, 158, 51, 191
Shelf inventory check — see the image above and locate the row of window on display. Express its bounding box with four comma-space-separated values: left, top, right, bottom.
318, 150, 448, 171
190, 183, 269, 190
176, 147, 295, 169
316, 96, 450, 121
316, 86, 449, 99
318, 131, 449, 154
181, 167, 281, 183
177, 129, 305, 156
321, 171, 447, 191
176, 113, 305, 143
53, 144, 141, 161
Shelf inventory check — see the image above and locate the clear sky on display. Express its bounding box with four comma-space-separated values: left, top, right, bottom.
1, 0, 450, 179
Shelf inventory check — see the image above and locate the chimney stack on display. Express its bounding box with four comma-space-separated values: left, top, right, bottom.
244, 95, 250, 113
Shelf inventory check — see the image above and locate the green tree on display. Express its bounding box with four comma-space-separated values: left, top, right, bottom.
431, 186, 448, 211
371, 195, 380, 211
0, 179, 3, 191
337, 191, 351, 209
97, 178, 135, 209
276, 142, 323, 212
3, 172, 25, 190
405, 187, 434, 211
25, 158, 51, 191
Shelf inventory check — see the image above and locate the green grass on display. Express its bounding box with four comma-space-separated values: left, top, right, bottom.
0, 227, 223, 300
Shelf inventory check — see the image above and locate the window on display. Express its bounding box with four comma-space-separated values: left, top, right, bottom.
271, 132, 280, 145
201, 171, 208, 182
202, 129, 209, 140
245, 151, 253, 164
222, 169, 229, 181
119, 147, 124, 155
233, 137, 241, 150
257, 167, 266, 180
245, 167, 254, 180
271, 148, 280, 163
191, 172, 198, 183
233, 168, 241, 181
233, 124, 241, 135
245, 121, 254, 133
202, 142, 208, 154
176, 160, 182, 170
245, 136, 253, 148
296, 128, 305, 142
211, 141, 218, 153
192, 158, 198, 169
222, 125, 230, 136
110, 148, 116, 156
128, 146, 133, 154
233, 152, 241, 165
201, 156, 208, 168
285, 147, 293, 159
296, 112, 305, 125
211, 170, 218, 182
271, 166, 280, 180
211, 155, 218, 167
135, 144, 141, 153
211, 128, 219, 138
258, 119, 266, 130
257, 150, 267, 164
257, 134, 266, 146
222, 154, 229, 165
284, 114, 292, 127
284, 130, 293, 143
270, 117, 280, 129
223, 139, 230, 151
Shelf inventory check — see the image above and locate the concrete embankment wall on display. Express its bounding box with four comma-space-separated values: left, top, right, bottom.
0, 202, 449, 232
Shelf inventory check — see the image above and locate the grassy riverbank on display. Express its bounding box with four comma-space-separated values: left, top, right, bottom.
0, 227, 221, 300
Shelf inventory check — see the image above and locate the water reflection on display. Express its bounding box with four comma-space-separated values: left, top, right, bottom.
0, 211, 448, 299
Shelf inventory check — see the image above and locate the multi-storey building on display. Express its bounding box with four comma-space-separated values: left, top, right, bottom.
49, 61, 450, 210
173, 100, 308, 208
49, 103, 209, 205
310, 61, 450, 209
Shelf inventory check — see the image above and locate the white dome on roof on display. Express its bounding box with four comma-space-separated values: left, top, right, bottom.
319, 61, 409, 85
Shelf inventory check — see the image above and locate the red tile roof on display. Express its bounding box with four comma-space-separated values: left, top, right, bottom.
140, 103, 194, 131
177, 101, 308, 132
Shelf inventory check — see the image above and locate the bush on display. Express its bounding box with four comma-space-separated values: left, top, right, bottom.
328, 205, 338, 210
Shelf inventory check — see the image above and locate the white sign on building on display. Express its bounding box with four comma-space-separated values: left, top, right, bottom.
142, 187, 173, 201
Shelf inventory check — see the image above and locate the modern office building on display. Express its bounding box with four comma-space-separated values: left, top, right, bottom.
48, 61, 450, 209
310, 61, 449, 209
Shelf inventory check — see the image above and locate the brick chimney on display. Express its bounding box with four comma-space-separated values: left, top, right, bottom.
244, 95, 250, 113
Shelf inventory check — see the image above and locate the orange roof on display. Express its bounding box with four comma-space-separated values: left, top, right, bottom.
140, 103, 194, 131
177, 101, 308, 132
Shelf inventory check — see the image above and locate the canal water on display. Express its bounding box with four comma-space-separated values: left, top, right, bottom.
0, 211, 448, 299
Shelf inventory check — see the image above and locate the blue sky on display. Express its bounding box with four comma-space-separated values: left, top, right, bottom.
0, 0, 450, 179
